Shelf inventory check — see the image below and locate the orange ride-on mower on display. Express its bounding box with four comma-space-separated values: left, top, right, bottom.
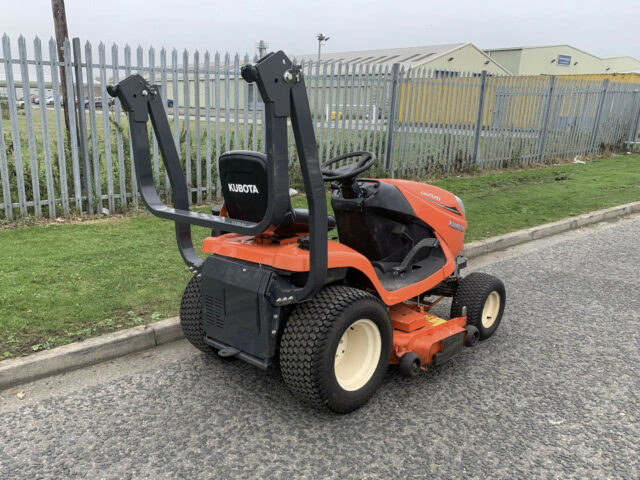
107, 51, 506, 413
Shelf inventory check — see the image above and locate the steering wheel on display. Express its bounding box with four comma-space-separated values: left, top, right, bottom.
321, 151, 376, 182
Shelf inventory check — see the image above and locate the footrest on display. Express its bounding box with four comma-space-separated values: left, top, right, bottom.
392, 237, 440, 275
433, 332, 464, 366
218, 347, 241, 358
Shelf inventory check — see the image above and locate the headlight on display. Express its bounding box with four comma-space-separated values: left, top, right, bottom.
454, 195, 465, 216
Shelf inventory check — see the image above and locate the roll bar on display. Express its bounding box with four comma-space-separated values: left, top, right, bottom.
107, 51, 328, 303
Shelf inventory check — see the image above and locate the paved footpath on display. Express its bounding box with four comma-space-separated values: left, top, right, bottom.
1, 215, 639, 479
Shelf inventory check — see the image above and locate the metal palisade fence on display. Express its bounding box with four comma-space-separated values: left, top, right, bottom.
394, 71, 640, 175
1, 34, 640, 221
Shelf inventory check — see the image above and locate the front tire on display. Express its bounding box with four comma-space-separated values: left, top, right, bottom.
279, 285, 392, 413
451, 272, 506, 340
399, 352, 422, 377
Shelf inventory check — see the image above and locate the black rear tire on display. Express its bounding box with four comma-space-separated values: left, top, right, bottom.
451, 272, 506, 340
179, 275, 216, 355
279, 285, 392, 413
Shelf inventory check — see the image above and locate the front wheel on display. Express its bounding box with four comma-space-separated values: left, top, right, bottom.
279, 285, 392, 413
451, 272, 506, 340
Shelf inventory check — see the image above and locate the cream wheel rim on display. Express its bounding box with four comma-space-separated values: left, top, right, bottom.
481, 291, 501, 328
334, 319, 382, 391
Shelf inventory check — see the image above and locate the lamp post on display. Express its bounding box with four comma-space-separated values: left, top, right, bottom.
51, 0, 71, 134
256, 40, 268, 59
317, 33, 329, 62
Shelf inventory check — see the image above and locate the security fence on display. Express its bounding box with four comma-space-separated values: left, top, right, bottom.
1, 34, 640, 221
395, 72, 640, 174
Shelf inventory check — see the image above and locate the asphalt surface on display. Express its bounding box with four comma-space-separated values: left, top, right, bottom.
1, 215, 639, 479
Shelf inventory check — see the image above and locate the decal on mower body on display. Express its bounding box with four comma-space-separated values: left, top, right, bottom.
228, 183, 259, 194
421, 191, 461, 216
449, 220, 465, 232
421, 191, 441, 202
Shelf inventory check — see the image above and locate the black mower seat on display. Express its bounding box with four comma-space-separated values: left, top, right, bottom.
278, 208, 336, 235
212, 205, 335, 234
218, 150, 335, 235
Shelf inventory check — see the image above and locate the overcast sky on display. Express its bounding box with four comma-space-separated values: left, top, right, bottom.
2, 0, 639, 59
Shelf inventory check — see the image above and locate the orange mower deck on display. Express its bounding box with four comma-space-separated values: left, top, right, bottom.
389, 303, 467, 368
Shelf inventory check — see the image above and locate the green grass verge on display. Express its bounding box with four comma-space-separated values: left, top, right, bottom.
1, 154, 639, 358
433, 154, 640, 241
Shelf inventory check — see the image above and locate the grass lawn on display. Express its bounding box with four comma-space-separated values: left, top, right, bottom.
1, 154, 639, 358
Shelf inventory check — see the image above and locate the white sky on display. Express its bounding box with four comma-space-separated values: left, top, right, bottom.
2, 0, 639, 59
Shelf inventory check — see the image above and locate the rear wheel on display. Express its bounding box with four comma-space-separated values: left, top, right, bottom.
179, 275, 216, 355
279, 285, 392, 413
451, 272, 506, 340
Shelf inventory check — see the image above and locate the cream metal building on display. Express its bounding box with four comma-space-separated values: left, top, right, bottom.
161, 44, 640, 110
162, 44, 511, 109
295, 43, 511, 75
484, 45, 640, 75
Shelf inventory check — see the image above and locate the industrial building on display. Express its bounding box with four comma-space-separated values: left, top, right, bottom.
484, 45, 640, 75
295, 43, 511, 75
143, 43, 640, 109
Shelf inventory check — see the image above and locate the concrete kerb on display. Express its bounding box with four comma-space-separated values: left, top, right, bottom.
2, 200, 640, 390
0, 318, 183, 390
462, 201, 640, 258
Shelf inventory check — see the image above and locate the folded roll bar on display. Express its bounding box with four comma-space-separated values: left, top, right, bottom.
108, 51, 327, 303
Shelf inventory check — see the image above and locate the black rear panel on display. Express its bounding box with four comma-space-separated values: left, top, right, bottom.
201, 255, 281, 363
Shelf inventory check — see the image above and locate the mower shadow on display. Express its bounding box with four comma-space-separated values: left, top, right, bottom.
191, 347, 487, 421
184, 296, 497, 418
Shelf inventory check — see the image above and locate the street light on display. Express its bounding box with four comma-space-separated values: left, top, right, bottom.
317, 33, 330, 62
256, 40, 269, 59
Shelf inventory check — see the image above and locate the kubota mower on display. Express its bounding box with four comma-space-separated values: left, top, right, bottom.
107, 51, 506, 413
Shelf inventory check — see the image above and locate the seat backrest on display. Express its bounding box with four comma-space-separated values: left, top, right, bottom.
219, 150, 293, 225
219, 151, 271, 222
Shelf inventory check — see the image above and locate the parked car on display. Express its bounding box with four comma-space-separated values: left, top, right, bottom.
58, 97, 78, 106
87, 96, 115, 109
31, 94, 39, 105
45, 96, 57, 105
16, 97, 25, 109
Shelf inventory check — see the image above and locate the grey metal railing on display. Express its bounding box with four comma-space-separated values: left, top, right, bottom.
1, 34, 639, 221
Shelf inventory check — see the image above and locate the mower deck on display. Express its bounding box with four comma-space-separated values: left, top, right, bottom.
390, 303, 467, 368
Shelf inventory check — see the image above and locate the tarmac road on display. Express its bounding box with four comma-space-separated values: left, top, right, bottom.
1, 214, 639, 479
